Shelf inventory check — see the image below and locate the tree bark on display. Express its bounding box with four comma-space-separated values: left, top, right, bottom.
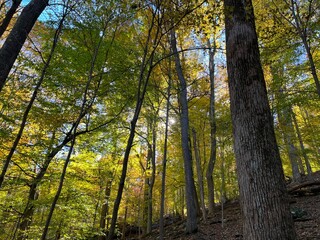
159, 67, 171, 240
41, 126, 77, 240
20, 13, 108, 237
223, 1, 296, 239
0, 0, 49, 92
98, 178, 113, 240
41, 22, 104, 235
142, 140, 152, 234
170, 29, 198, 233
289, 0, 320, 97
0, 0, 22, 38
147, 125, 156, 233
278, 105, 304, 181
300, 107, 320, 160
17, 181, 38, 240
219, 142, 227, 203
292, 111, 312, 175
206, 38, 217, 214
0, 12, 64, 189
271, 65, 303, 181
107, 7, 161, 238
192, 128, 207, 220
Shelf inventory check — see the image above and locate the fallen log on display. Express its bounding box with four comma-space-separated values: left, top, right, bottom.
288, 180, 320, 193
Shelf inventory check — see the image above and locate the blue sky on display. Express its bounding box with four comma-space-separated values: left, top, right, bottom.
21, 0, 53, 22
21, 0, 30, 6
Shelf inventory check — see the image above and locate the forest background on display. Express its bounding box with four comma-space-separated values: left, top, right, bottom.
0, 0, 319, 239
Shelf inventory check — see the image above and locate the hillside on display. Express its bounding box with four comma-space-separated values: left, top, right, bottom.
135, 194, 320, 240
135, 172, 320, 240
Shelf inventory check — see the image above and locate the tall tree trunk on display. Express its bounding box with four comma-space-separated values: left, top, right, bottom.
142, 141, 152, 234
17, 181, 39, 240
0, 0, 49, 92
143, 164, 149, 234
107, 7, 161, 239
179, 187, 185, 219
289, 0, 320, 97
107, 101, 144, 240
0, 12, 65, 188
142, 119, 157, 235
271, 66, 303, 180
41, 128, 77, 240
206, 38, 217, 214
223, 1, 296, 239
170, 29, 198, 233
159, 68, 171, 240
0, 0, 22, 38
17, 126, 83, 237
278, 105, 303, 181
219, 142, 227, 203
292, 111, 312, 175
192, 128, 207, 220
99, 178, 113, 240
300, 107, 320, 160
41, 27, 104, 235
147, 125, 156, 233
121, 206, 128, 240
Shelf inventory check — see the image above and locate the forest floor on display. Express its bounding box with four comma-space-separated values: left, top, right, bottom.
131, 171, 320, 240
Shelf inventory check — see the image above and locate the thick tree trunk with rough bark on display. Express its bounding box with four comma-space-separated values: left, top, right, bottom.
223, 1, 297, 239
0, 0, 48, 92
171, 29, 198, 233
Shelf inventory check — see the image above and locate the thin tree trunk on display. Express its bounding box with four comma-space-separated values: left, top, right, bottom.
292, 110, 312, 175
41, 22, 105, 235
42, 12, 110, 237
206, 38, 217, 214
219, 142, 227, 203
220, 146, 226, 231
17, 125, 82, 237
99, 178, 113, 240
17, 185, 38, 240
278, 106, 304, 180
0, 0, 22, 38
41, 127, 77, 240
271, 66, 303, 181
223, 1, 296, 239
289, 0, 320, 97
107, 7, 161, 239
55, 220, 63, 240
180, 187, 185, 219
0, 0, 49, 92
300, 107, 320, 160
147, 125, 156, 233
0, 12, 65, 189
159, 68, 171, 240
192, 128, 207, 220
142, 143, 151, 234
170, 28, 198, 233
121, 206, 128, 240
